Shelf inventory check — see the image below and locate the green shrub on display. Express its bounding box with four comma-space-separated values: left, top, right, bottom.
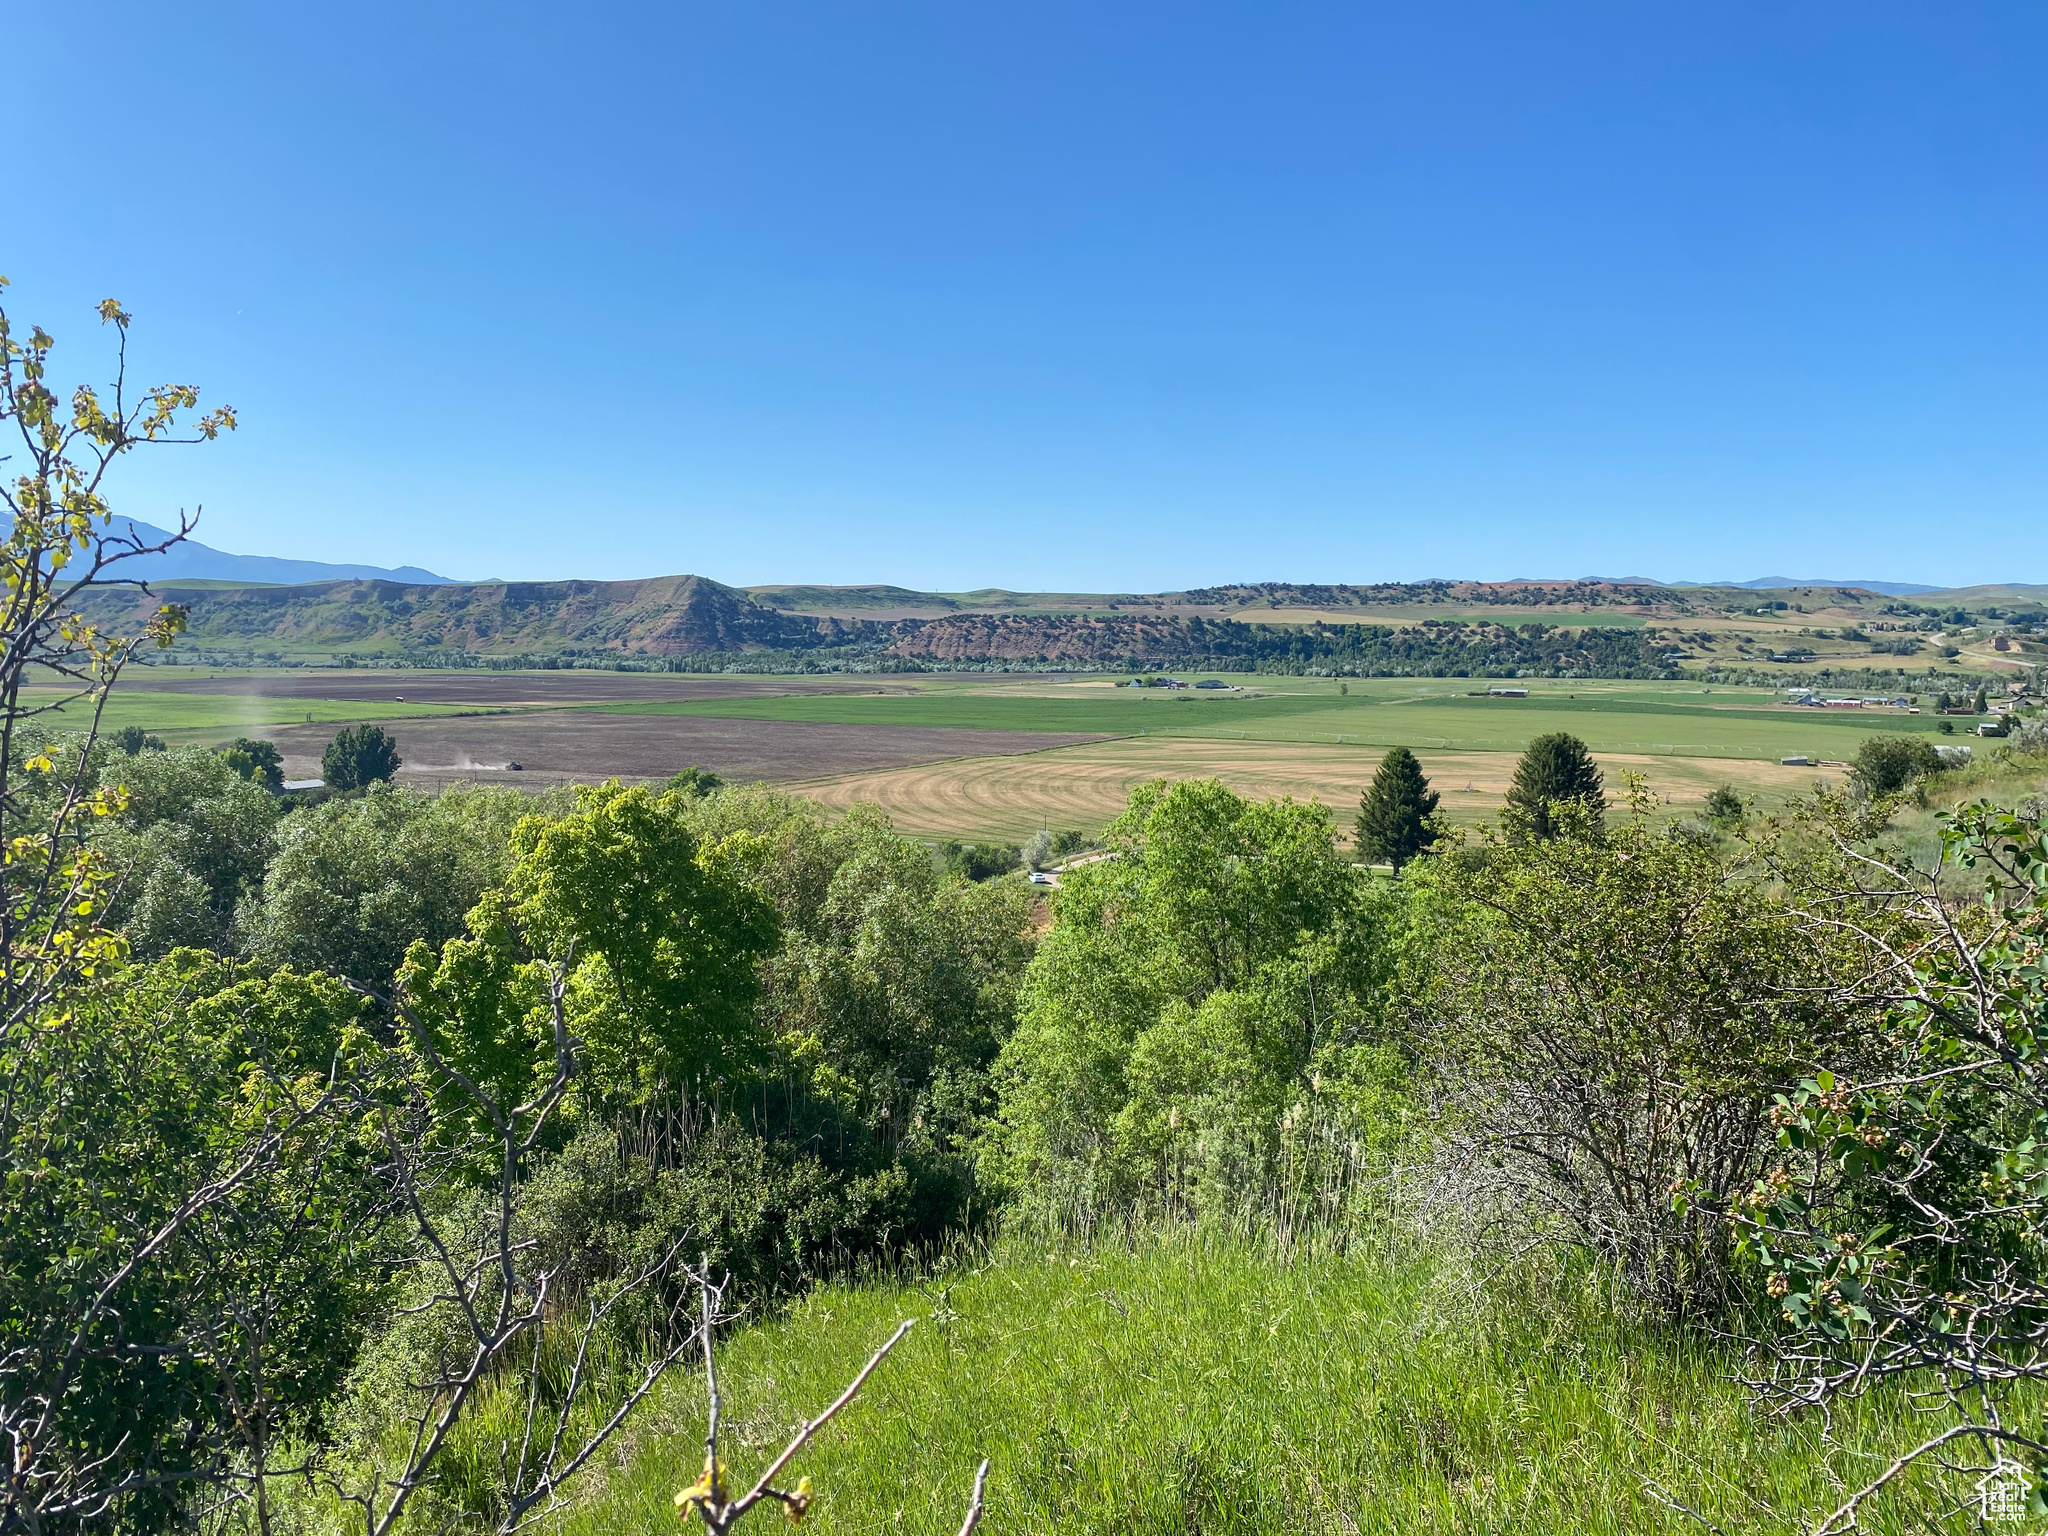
111, 724, 165, 754
939, 841, 1019, 881
1849, 733, 1946, 797
665, 764, 724, 797
1, 955, 382, 1531
1407, 793, 1852, 1318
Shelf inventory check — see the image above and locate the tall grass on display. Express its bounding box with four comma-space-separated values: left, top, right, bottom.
1889, 743, 2048, 875
534, 1234, 1978, 1536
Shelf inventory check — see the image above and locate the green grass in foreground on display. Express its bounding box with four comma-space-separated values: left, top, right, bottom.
544, 1240, 1967, 1535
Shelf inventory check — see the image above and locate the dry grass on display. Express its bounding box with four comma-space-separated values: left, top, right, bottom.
790, 737, 1846, 842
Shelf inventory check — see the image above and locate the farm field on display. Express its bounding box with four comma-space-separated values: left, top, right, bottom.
596, 677, 1935, 837
792, 735, 1844, 842
41, 669, 1971, 839
576, 687, 1329, 735
250, 713, 1110, 793
590, 676, 1942, 759
19, 687, 489, 738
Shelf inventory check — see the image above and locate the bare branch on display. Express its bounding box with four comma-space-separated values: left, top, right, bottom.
955, 1458, 992, 1536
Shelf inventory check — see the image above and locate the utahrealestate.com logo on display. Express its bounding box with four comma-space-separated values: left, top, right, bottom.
1977, 1462, 2039, 1527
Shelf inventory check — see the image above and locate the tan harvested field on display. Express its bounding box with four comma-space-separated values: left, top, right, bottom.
254, 713, 1107, 793
789, 737, 1848, 843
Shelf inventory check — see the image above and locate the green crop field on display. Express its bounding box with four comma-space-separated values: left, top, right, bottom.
18, 689, 495, 738
574, 689, 1335, 735
582, 678, 1950, 763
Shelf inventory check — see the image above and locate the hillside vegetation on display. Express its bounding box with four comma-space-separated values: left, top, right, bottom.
536, 1238, 1968, 1536
78, 571, 2042, 685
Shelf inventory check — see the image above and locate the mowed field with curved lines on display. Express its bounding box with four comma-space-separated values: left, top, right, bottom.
789, 736, 1848, 843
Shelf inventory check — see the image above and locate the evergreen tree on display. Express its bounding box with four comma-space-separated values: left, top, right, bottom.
1504, 731, 1606, 840
1354, 746, 1439, 870
1973, 686, 1989, 714
1702, 784, 1743, 823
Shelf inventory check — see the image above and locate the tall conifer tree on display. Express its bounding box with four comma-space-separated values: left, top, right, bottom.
1354, 746, 1439, 870
1505, 731, 1605, 839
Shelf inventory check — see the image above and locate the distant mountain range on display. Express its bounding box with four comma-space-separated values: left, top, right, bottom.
111, 520, 455, 586
77, 524, 1977, 600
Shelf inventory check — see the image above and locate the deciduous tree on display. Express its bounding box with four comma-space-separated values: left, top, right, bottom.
322, 724, 401, 791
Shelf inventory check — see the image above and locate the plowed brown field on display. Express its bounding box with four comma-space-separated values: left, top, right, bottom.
256, 713, 1107, 793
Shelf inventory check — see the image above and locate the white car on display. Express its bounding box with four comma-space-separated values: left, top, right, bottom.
1028, 871, 1054, 884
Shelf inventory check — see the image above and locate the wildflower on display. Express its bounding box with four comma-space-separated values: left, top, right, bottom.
784, 1476, 815, 1525
676, 1455, 725, 1523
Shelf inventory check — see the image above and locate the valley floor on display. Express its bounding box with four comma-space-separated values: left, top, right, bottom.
35, 667, 2037, 841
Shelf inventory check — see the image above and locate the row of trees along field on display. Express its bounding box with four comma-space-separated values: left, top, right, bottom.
8, 295, 2048, 1535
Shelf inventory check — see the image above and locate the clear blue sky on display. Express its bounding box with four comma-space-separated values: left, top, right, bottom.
7, 2, 2042, 590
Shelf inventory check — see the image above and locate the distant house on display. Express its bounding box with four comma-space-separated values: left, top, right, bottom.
1781, 755, 1812, 766
1195, 679, 1229, 689
1487, 687, 1529, 697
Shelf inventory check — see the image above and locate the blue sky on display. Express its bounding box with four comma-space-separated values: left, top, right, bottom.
6, 1, 2042, 589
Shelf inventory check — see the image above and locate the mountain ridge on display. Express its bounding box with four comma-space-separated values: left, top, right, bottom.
67, 569, 2046, 673
111, 519, 455, 587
